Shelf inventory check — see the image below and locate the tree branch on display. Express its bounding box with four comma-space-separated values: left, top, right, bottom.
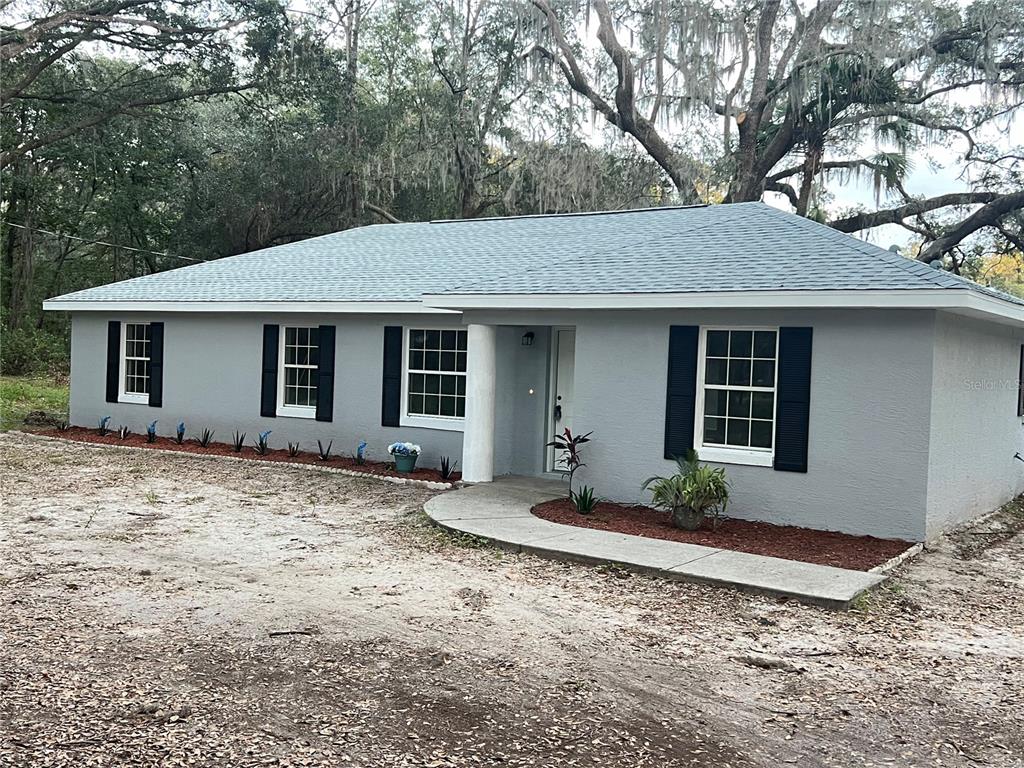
829, 193, 1001, 233
364, 202, 402, 224
917, 190, 1024, 262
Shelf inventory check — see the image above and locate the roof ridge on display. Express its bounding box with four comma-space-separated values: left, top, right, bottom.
428, 203, 709, 225
437, 205, 743, 294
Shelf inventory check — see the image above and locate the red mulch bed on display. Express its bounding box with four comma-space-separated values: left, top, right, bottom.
532, 498, 913, 571
38, 427, 460, 485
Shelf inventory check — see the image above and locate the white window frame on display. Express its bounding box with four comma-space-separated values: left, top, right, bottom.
400, 326, 467, 432
694, 326, 779, 467
118, 321, 151, 404
276, 325, 319, 419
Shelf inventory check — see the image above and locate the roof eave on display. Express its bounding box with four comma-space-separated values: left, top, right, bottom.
41, 299, 459, 315
421, 289, 1024, 327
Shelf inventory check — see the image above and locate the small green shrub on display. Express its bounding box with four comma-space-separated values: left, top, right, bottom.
643, 450, 729, 530
232, 430, 246, 452
97, 416, 111, 436
571, 485, 598, 514
195, 428, 214, 448
317, 439, 332, 461
287, 441, 300, 457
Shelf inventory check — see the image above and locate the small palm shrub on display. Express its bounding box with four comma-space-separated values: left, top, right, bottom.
317, 440, 333, 461
642, 450, 729, 531
146, 420, 158, 443
232, 431, 246, 452
97, 416, 111, 436
287, 441, 300, 457
173, 421, 186, 445
195, 428, 214, 448
117, 425, 130, 440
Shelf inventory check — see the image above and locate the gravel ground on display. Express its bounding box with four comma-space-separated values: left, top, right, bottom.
1, 431, 1022, 768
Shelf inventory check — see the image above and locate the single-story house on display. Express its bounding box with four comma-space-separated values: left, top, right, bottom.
43, 202, 1024, 541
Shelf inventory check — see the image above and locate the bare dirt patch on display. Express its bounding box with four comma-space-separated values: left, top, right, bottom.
1, 432, 1022, 767
532, 498, 912, 571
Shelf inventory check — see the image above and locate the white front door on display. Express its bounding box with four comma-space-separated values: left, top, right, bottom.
548, 328, 576, 470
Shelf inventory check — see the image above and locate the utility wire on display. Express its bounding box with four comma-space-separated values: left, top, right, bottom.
4, 222, 203, 262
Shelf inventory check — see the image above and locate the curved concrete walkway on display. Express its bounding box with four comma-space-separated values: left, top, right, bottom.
425, 476, 885, 610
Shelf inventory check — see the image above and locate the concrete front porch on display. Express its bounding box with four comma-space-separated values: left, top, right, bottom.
424, 476, 886, 609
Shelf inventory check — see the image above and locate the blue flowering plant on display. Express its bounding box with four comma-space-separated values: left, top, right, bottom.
388, 441, 421, 472
355, 440, 368, 465
387, 442, 420, 457
97, 416, 111, 436
146, 420, 158, 444
174, 421, 186, 445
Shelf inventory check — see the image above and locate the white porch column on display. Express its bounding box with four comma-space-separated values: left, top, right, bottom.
462, 323, 496, 483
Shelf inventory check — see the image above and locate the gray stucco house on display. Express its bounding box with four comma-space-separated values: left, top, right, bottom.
44, 202, 1024, 541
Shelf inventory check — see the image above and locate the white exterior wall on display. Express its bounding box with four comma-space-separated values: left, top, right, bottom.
925, 313, 1024, 536
464, 308, 937, 541
69, 312, 552, 474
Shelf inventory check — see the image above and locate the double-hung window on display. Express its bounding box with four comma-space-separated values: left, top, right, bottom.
403, 328, 467, 429
278, 326, 319, 416
696, 328, 778, 466
119, 322, 151, 403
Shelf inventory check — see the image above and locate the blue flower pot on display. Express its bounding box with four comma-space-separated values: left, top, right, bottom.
394, 454, 418, 473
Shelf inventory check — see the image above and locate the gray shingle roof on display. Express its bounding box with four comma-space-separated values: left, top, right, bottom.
46, 201, 1023, 307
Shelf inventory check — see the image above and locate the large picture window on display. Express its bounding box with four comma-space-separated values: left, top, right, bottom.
280, 326, 319, 411
698, 328, 778, 460
406, 329, 467, 420
121, 322, 151, 400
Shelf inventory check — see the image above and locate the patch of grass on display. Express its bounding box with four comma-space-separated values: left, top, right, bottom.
0, 375, 69, 431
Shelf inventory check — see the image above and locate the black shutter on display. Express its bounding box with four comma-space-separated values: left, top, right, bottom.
1018, 345, 1024, 417
260, 324, 279, 418
664, 325, 699, 459
148, 322, 164, 408
381, 325, 403, 427
315, 325, 336, 422
105, 320, 120, 403
774, 327, 813, 473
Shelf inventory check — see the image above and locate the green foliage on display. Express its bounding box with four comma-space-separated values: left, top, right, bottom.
317, 439, 332, 461
195, 428, 215, 448
0, 327, 68, 376
287, 441, 300, 457
570, 485, 598, 514
232, 431, 247, 452
0, 376, 69, 431
642, 452, 730, 530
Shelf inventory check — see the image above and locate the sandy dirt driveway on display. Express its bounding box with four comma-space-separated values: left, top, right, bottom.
1, 432, 1022, 767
